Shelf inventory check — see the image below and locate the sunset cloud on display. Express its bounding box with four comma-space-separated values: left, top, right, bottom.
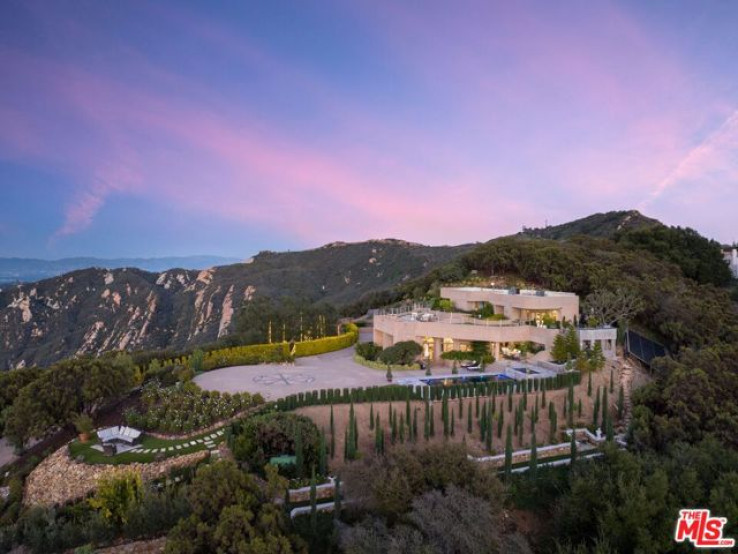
0, 0, 736, 257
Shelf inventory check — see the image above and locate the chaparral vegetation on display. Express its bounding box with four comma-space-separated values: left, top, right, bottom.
0, 213, 736, 553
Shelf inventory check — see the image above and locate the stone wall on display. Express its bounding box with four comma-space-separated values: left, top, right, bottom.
24, 445, 208, 507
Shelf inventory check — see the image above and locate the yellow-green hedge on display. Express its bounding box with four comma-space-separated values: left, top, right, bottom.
200, 343, 290, 371
293, 323, 359, 357
181, 324, 359, 372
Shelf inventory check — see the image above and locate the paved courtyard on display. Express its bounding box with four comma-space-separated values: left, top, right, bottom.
194, 330, 428, 400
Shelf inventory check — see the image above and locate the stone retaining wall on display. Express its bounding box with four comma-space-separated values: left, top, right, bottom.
24, 445, 208, 507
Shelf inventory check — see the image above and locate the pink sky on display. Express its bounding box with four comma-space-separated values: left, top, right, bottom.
0, 0, 736, 257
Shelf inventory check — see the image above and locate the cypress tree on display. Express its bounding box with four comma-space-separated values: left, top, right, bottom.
475, 394, 480, 417
343, 427, 349, 461
459, 397, 464, 418
319, 429, 327, 476
593, 387, 600, 428
497, 408, 504, 439
549, 404, 557, 443
295, 424, 304, 478
486, 406, 493, 452
601, 386, 608, 430
330, 405, 335, 459
587, 371, 592, 397
399, 416, 405, 443
570, 431, 577, 467
406, 398, 411, 426
374, 415, 382, 454
529, 429, 538, 480
424, 402, 430, 441
391, 410, 397, 444
523, 383, 528, 411
507, 388, 513, 412
617, 384, 625, 420
530, 407, 535, 435
480, 402, 488, 441
430, 405, 435, 437
369, 404, 374, 430
467, 406, 473, 434
610, 368, 614, 393
309, 466, 317, 535
606, 416, 614, 442
541, 380, 547, 408
284, 486, 291, 517
504, 425, 513, 483
451, 411, 456, 437
577, 398, 582, 418
334, 476, 342, 520
413, 407, 418, 441
442, 396, 449, 438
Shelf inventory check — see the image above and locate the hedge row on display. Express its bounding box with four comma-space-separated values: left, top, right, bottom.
149, 324, 360, 374
352, 354, 420, 371
275, 370, 581, 411
200, 343, 290, 372
293, 324, 359, 357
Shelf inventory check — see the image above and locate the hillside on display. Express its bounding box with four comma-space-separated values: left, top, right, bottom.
0, 255, 240, 285
0, 240, 471, 369
517, 210, 660, 240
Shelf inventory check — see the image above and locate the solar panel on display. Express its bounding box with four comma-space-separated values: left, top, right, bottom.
626, 330, 666, 366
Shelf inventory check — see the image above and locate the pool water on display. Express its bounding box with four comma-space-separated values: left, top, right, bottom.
420, 374, 511, 386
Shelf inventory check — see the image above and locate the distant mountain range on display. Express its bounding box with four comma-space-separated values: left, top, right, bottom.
0, 210, 728, 370
0, 256, 241, 286
0, 240, 472, 368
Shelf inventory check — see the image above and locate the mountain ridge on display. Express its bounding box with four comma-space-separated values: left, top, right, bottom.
0, 255, 242, 286
0, 240, 472, 368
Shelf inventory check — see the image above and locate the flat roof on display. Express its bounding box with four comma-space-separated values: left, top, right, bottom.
443, 286, 577, 297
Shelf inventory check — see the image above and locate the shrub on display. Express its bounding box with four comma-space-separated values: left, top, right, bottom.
125, 381, 261, 434
229, 412, 321, 478
355, 341, 383, 362
378, 341, 423, 366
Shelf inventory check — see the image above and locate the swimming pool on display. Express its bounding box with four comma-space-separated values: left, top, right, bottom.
420, 374, 511, 387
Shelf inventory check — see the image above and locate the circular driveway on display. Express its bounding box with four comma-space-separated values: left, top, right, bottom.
194, 332, 427, 400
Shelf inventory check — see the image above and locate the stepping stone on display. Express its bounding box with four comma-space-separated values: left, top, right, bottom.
167, 447, 174, 452
216, 430, 224, 435
196, 439, 204, 443
176, 445, 182, 450
189, 441, 197, 446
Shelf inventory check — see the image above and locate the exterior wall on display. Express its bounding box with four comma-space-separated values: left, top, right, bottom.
373, 314, 560, 352
577, 327, 618, 358
440, 287, 579, 322
723, 248, 738, 278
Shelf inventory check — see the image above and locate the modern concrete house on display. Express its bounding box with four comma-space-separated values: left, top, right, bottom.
723, 247, 738, 278
373, 286, 616, 364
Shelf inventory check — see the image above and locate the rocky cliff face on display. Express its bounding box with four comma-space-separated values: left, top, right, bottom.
0, 240, 472, 369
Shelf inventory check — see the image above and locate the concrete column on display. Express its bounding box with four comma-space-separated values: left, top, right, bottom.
433, 337, 442, 364
494, 342, 500, 360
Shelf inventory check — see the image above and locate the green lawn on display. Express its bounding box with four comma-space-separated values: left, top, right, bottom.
68, 428, 226, 465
